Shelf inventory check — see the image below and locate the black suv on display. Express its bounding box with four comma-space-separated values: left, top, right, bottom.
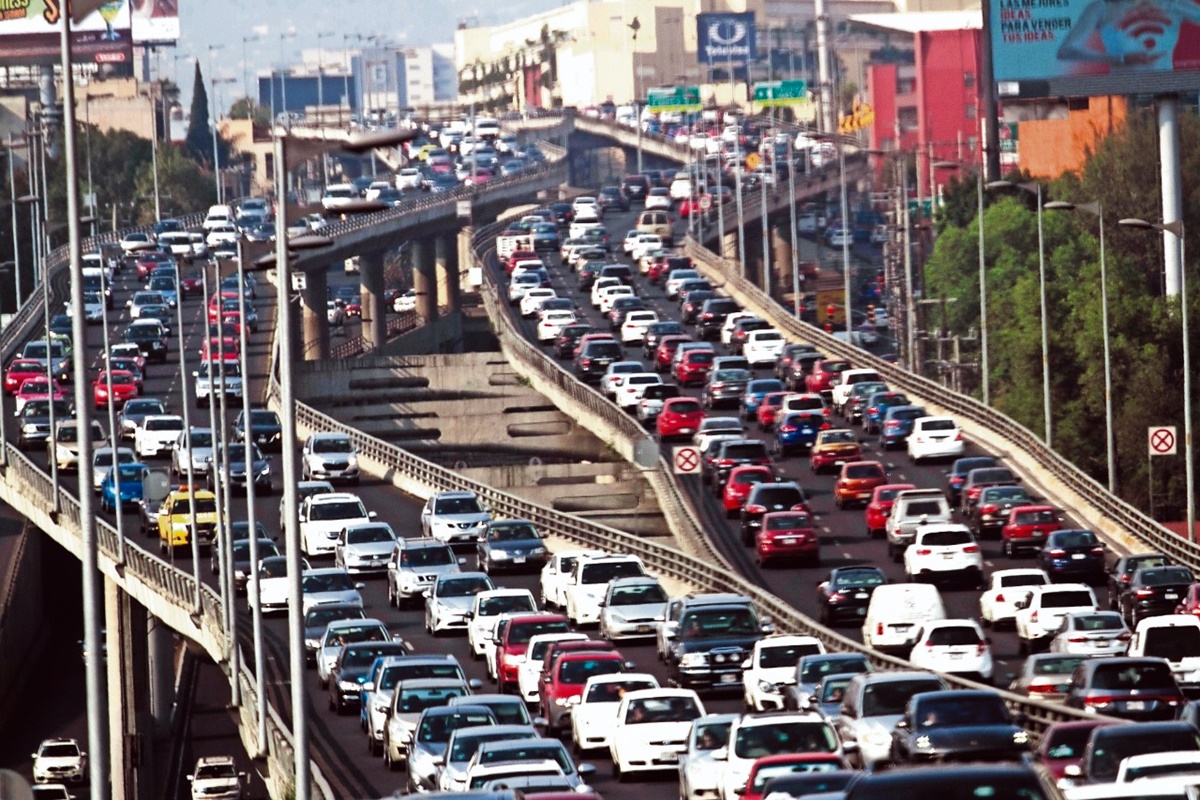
741, 482, 809, 545
710, 439, 772, 491
553, 324, 594, 359
598, 185, 629, 213
232, 408, 283, 452
1118, 565, 1194, 625
681, 290, 717, 324
599, 263, 634, 285
666, 596, 770, 691
696, 297, 741, 340
1107, 552, 1172, 608
890, 690, 1030, 764
574, 339, 623, 383
621, 174, 650, 203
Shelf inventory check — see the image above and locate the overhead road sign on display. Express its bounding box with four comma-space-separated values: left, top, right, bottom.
646, 86, 702, 113
753, 80, 808, 107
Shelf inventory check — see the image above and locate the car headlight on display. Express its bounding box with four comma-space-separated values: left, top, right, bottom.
258, 464, 270, 476
915, 735, 932, 750
679, 653, 706, 667
491, 550, 509, 559
338, 679, 360, 691
503, 652, 524, 666
21, 424, 36, 434
532, 546, 546, 555
757, 680, 778, 693
347, 454, 358, 466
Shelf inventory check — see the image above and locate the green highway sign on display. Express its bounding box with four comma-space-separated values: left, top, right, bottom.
646, 86, 702, 112
753, 80, 807, 106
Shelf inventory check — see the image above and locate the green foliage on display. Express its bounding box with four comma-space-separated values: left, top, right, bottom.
925, 108, 1200, 520
133, 143, 216, 224
186, 61, 212, 166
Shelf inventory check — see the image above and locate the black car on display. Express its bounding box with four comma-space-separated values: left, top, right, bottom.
816, 566, 886, 626
1119, 565, 1195, 625
890, 690, 1031, 764
1074, 721, 1200, 784
547, 201, 574, 226
710, 439, 772, 492
598, 263, 635, 285
301, 602, 365, 663
608, 297, 647, 329
786, 353, 827, 392
574, 339, 623, 383
1036, 529, 1107, 583
973, 485, 1034, 538
122, 322, 169, 363
741, 482, 809, 545
680, 290, 716, 324
844, 764, 1053, 800
597, 185, 629, 213
774, 343, 817, 381
642, 321, 687, 356
326, 641, 411, 712
703, 368, 753, 410
946, 455, 1000, 504
621, 174, 650, 203
233, 409, 284, 452
576, 260, 607, 291
695, 297, 741, 340
17, 398, 72, 449
666, 599, 768, 691
553, 324, 594, 359
216, 532, 280, 594
1063, 657, 1185, 721
207, 442, 272, 495
1108, 552, 1173, 608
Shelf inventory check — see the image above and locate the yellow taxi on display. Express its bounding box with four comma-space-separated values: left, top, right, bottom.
156, 486, 220, 554
809, 428, 864, 475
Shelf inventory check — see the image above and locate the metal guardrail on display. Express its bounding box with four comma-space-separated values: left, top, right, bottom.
329, 310, 420, 359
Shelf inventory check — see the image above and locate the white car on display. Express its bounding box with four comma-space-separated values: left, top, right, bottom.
425, 572, 495, 634
301, 432, 361, 485
602, 360, 645, 397
679, 714, 739, 800
630, 234, 664, 261
979, 568, 1050, 628
119, 230, 154, 253
297, 493, 375, 557
206, 224, 239, 248
599, 575, 669, 639
572, 673, 661, 754
127, 290, 166, 319
665, 269, 702, 299
540, 550, 605, 608
392, 289, 417, 313
902, 524, 984, 588
467, 589, 537, 658
741, 329, 786, 367
1048, 611, 1131, 656
590, 277, 622, 308
906, 416, 966, 463
720, 312, 760, 346
314, 617, 391, 687
564, 554, 647, 626
622, 229, 642, 255
520, 632, 590, 702
134, 414, 185, 459
741, 635, 826, 712
646, 187, 672, 211
466, 739, 594, 791
326, 300, 345, 327
717, 712, 845, 800
440, 724, 541, 793
572, 196, 602, 219
614, 373, 663, 410
620, 310, 660, 344
92, 447, 136, 493
520, 288, 557, 318
598, 285, 635, 314
508, 272, 542, 303
396, 168, 423, 190
536, 310, 577, 342
187, 755, 243, 800
420, 490, 492, 545
32, 738, 86, 785
67, 293, 105, 323
906, 618, 994, 682
333, 522, 398, 575
1115, 751, 1200, 784
1015, 584, 1100, 653
300, 567, 365, 617
253, 555, 308, 613
610, 689, 706, 778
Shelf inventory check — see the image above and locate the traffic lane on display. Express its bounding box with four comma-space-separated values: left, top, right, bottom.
184, 656, 270, 800
507, 206, 1110, 682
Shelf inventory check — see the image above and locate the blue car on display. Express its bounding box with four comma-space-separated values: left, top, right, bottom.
1037, 529, 1107, 583
878, 404, 927, 450
99, 462, 149, 512
741, 378, 784, 421
774, 411, 825, 456
862, 391, 910, 435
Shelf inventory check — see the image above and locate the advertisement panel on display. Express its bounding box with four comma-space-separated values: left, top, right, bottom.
697, 12, 757, 65
991, 0, 1200, 98
0, 0, 133, 65
131, 0, 180, 44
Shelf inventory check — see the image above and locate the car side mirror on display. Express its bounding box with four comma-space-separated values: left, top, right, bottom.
468, 678, 483, 690
741, 658, 751, 670
362, 681, 375, 692
1014, 598, 1030, 610
712, 747, 728, 761
895, 719, 909, 729
355, 582, 365, 591
457, 557, 467, 565
368, 511, 378, 519
734, 786, 747, 796
186, 775, 194, 783
421, 589, 431, 598
1064, 765, 1082, 778
477, 536, 486, 543
841, 740, 859, 753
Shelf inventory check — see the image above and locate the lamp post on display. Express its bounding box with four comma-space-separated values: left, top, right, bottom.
211, 76, 237, 204
241, 35, 259, 112
317, 32, 336, 183
1120, 217, 1191, 542
988, 180, 1052, 447
280, 31, 297, 128
144, 87, 162, 222
82, 91, 114, 221
1048, 201, 1114, 495
342, 33, 361, 129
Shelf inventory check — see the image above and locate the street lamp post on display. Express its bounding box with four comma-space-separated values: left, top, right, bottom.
241, 34, 259, 110
1048, 201, 1114, 495
1120, 217, 1192, 542
280, 31, 297, 128
211, 76, 237, 204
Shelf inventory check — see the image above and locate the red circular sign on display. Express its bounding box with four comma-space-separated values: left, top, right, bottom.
675, 447, 700, 472
1151, 428, 1176, 453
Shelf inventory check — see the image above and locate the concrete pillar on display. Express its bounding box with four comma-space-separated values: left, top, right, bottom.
359, 250, 387, 350
301, 266, 330, 361
772, 224, 793, 298
107, 577, 153, 800
413, 238, 437, 324
743, 228, 762, 287
436, 234, 461, 315
721, 232, 739, 265
147, 615, 174, 735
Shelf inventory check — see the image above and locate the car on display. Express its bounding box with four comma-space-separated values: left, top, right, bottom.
385, 538, 461, 608
846, 763, 1051, 800
314, 617, 392, 687
972, 485, 1036, 539
888, 689, 1028, 764
564, 554, 647, 627
297, 493, 374, 557
1034, 720, 1114, 782
15, 377, 65, 416
421, 490, 492, 545
1066, 721, 1200, 786
187, 755, 244, 800
885, 489, 953, 561
599, 575, 669, 640
539, 550, 604, 609
675, 348, 716, 387
232, 409, 283, 453
979, 568, 1051, 629
405, 706, 498, 791
171, 426, 213, 478
716, 712, 846, 800
575, 338, 624, 383
93, 370, 138, 410
772, 411, 826, 456
703, 368, 753, 410
538, 648, 630, 736
876, 405, 927, 450
1128, 616, 1200, 694
300, 567, 365, 617
491, 613, 572, 692
1001, 505, 1063, 557
205, 442, 271, 495
22, 339, 72, 382
658, 396, 706, 440
1063, 657, 1185, 721
381, 676, 476, 765
755, 511, 819, 567
740, 482, 810, 546
474, 519, 548, 574
300, 432, 360, 485
808, 428, 861, 474
905, 619, 994, 681
961, 466, 1021, 516
666, 596, 771, 692
99, 461, 149, 513
1110, 553, 1175, 608
134, 414, 184, 459
465, 588, 537, 658
863, 483, 916, 539
358, 652, 466, 743
1118, 565, 1196, 626
250, 555, 308, 613
610, 688, 707, 780
89, 446, 136, 495
902, 524, 984, 587
843, 381, 890, 425
425, 572, 495, 635
31, 738, 87, 784
4, 357, 47, 395
570, 672, 661, 754
742, 330, 786, 367
833, 461, 887, 510
333, 522, 397, 575
465, 739, 596, 791
905, 416, 965, 462
439, 724, 542, 793
741, 379, 786, 421
49, 419, 106, 473
1007, 653, 1091, 701
678, 714, 739, 800
1015, 583, 1100, 654
739, 754, 851, 800
831, 671, 947, 768
805, 359, 850, 394
1036, 529, 1108, 584
741, 635, 826, 712
1048, 610, 1131, 656
722, 464, 777, 518
518, 632, 590, 702
613, 372, 663, 410
815, 567, 886, 627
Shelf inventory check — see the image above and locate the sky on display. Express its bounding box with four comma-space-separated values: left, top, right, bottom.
169, 0, 563, 107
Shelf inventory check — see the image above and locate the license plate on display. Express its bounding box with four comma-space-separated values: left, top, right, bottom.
781, 538, 797, 545
513, 556, 526, 564
892, 624, 912, 632
834, 460, 845, 466
655, 754, 679, 764
855, 592, 868, 599
858, 493, 871, 499
949, 653, 963, 659
1072, 553, 1086, 560
636, 625, 653, 634
943, 553, 955, 559
719, 673, 738, 684
1125, 700, 1145, 710
1166, 592, 1179, 599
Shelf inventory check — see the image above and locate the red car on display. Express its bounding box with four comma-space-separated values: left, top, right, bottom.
207, 290, 242, 323
343, 298, 362, 318
179, 271, 203, 295
506, 250, 539, 273
1036, 721, 1117, 781
200, 336, 239, 364
756, 511, 819, 567
15, 377, 64, 411
657, 397, 705, 440
740, 754, 851, 800
493, 612, 570, 694
865, 483, 917, 538
1001, 504, 1063, 558
1175, 583, 1200, 615
93, 370, 138, 409
673, 349, 715, 386
654, 335, 691, 372
756, 391, 789, 431
5, 358, 45, 395
722, 464, 776, 518
538, 649, 627, 735
805, 359, 851, 393
833, 461, 888, 510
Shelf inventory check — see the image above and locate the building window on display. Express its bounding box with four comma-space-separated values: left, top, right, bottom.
964, 72, 975, 88
897, 78, 916, 94
966, 104, 977, 119
967, 136, 978, 151
898, 107, 918, 132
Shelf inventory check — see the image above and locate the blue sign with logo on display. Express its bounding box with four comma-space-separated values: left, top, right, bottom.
697, 12, 757, 65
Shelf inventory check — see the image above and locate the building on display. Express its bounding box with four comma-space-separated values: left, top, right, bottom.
398, 45, 459, 112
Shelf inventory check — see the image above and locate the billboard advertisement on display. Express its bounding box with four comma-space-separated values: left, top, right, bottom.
131, 0, 180, 44
990, 0, 1200, 98
0, 1, 133, 65
697, 12, 757, 65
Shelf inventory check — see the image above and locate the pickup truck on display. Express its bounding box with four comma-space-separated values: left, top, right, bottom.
830, 369, 883, 415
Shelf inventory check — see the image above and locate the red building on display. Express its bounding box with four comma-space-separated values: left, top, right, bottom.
855, 11, 983, 197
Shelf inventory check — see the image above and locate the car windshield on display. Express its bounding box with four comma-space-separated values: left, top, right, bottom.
310, 501, 366, 521
921, 529, 973, 546
844, 464, 884, 479
905, 500, 945, 517
1041, 590, 1095, 608
418, 712, 494, 743
339, 642, 406, 669
304, 607, 364, 629
113, 465, 146, 482
479, 743, 572, 772
260, 560, 289, 579
916, 695, 1009, 728
733, 722, 837, 758
1032, 656, 1088, 677
40, 743, 80, 758
751, 487, 804, 507
1043, 726, 1095, 759
1091, 662, 1177, 690
303, 573, 355, 593
1142, 567, 1195, 585
1073, 614, 1125, 631
679, 608, 758, 639
1142, 626, 1200, 660
798, 656, 871, 682
401, 546, 454, 568
489, 524, 539, 542
759, 642, 823, 668
558, 657, 624, 684
397, 686, 467, 714
834, 571, 885, 589
185, 431, 213, 448
346, 526, 394, 545
194, 762, 238, 780
1050, 531, 1100, 548
580, 561, 644, 584
249, 411, 279, 425
925, 626, 983, 647
435, 496, 483, 515
715, 369, 751, 383
821, 431, 856, 444
861, 679, 943, 717
322, 624, 386, 646
449, 731, 537, 764
479, 595, 535, 615
440, 577, 492, 597
610, 584, 667, 605
380, 664, 464, 691
1014, 510, 1058, 525
584, 679, 657, 703
312, 437, 352, 454
987, 488, 1030, 504
624, 695, 703, 724
921, 418, 957, 432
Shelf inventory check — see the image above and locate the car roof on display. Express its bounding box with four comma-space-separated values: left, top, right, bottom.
309, 492, 363, 503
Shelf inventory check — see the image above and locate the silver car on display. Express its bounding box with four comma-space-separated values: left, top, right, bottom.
315, 618, 391, 688
407, 705, 497, 794
421, 491, 492, 545
300, 568, 365, 617
383, 678, 472, 769
387, 538, 463, 607
678, 714, 738, 800
334, 522, 398, 575
832, 670, 946, 768
1048, 611, 1131, 656
440, 725, 541, 792
599, 575, 669, 640
425, 572, 494, 634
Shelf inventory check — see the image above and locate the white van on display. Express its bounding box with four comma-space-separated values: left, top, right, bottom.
862, 583, 946, 654
473, 117, 501, 139
1128, 615, 1200, 692
321, 183, 358, 211
202, 204, 233, 231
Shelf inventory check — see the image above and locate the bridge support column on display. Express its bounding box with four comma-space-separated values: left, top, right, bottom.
359, 250, 387, 350
106, 577, 154, 800
147, 615, 174, 735
721, 232, 739, 264
301, 267, 330, 361
413, 238, 437, 324
772, 223, 793, 300
436, 234, 461, 316
742, 228, 762, 287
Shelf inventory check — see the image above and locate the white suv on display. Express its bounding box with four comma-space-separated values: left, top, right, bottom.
902, 524, 984, 587
1014, 583, 1099, 655
187, 755, 244, 800
420, 490, 492, 545
564, 554, 647, 626
717, 713, 845, 800
297, 493, 375, 557
741, 635, 826, 712
32, 738, 86, 785
301, 432, 360, 484
907, 619, 994, 682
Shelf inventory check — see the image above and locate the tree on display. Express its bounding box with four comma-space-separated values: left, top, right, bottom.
186, 61, 212, 166
229, 97, 270, 127
134, 142, 215, 224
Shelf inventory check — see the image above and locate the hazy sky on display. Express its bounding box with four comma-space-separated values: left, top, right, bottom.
171, 0, 562, 104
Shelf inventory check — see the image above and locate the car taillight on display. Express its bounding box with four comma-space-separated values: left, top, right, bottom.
1117, 631, 1133, 640
828, 592, 845, 602
995, 593, 1005, 603
963, 545, 980, 553
580, 358, 591, 367
1027, 682, 1056, 695
1067, 636, 1089, 643
717, 458, 734, 466
915, 548, 932, 556
981, 505, 997, 515
877, 623, 884, 635
1136, 588, 1155, 598
1083, 695, 1117, 707
822, 408, 832, 417
780, 425, 796, 433
1030, 610, 1039, 622
1091, 546, 1105, 554
1049, 549, 1066, 557
746, 505, 766, 514
955, 432, 964, 440
1120, 574, 1132, 583
867, 406, 878, 415
885, 420, 900, 428
977, 641, 988, 655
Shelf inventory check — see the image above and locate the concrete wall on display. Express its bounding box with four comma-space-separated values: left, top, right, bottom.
0, 520, 44, 729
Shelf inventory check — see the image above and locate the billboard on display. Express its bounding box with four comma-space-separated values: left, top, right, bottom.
0, 1, 133, 66
990, 0, 1200, 98
697, 12, 757, 65
131, 0, 180, 44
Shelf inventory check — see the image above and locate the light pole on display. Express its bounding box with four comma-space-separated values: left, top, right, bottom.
988, 180, 1052, 447
1049, 201, 1115, 495
342, 33, 361, 128
317, 32, 336, 182
241, 34, 259, 111
279, 30, 297, 128
211, 76, 237, 204
144, 87, 162, 222
82, 91, 114, 220
1121, 217, 1191, 542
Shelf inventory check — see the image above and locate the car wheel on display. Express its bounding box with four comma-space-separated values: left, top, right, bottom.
383, 739, 397, 771
369, 736, 380, 757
